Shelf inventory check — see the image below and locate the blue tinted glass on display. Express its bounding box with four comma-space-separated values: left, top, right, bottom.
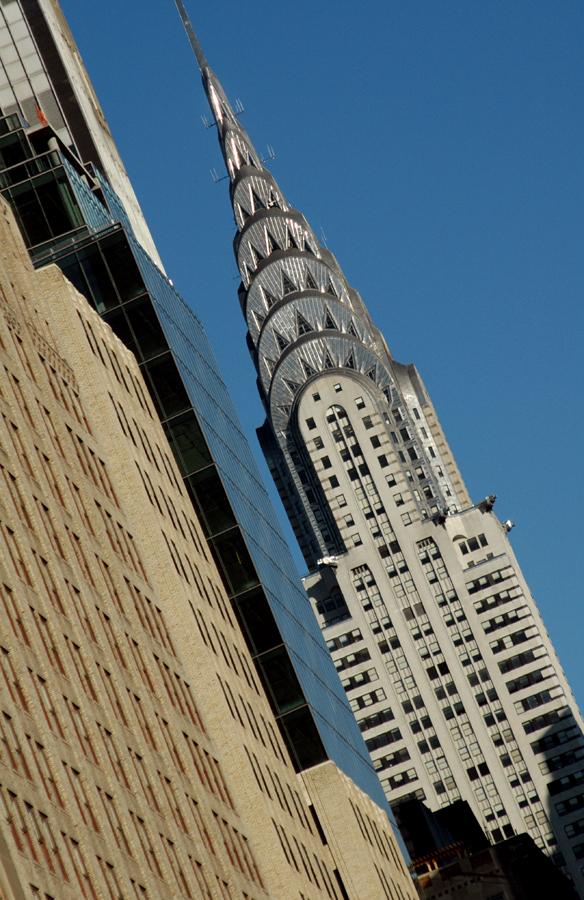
57, 157, 386, 808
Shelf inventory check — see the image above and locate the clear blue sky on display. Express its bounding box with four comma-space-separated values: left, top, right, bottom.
61, 1, 584, 709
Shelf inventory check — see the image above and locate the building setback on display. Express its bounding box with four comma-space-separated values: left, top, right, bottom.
185, 6, 584, 892
0, 196, 416, 899
0, 1, 417, 897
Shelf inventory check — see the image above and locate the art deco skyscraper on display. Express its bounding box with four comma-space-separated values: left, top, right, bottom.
187, 7, 584, 891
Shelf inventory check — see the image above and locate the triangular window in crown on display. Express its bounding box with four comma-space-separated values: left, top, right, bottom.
274, 330, 289, 351
278, 404, 291, 417
323, 349, 336, 369
296, 312, 313, 336
347, 319, 358, 337
301, 359, 318, 379
383, 387, 392, 403
345, 352, 355, 370
262, 287, 278, 310
264, 357, 276, 376
251, 190, 265, 212
287, 228, 301, 251
326, 277, 337, 297
254, 311, 266, 331
266, 232, 281, 254
366, 365, 377, 382
284, 378, 302, 394
323, 307, 338, 331
305, 269, 318, 291
282, 273, 298, 296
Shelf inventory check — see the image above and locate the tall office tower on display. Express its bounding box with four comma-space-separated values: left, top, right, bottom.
0, 0, 161, 266
0, 198, 417, 899
187, 8, 584, 891
0, 2, 417, 898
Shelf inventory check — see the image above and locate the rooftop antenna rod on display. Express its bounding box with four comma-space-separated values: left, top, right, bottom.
174, 0, 208, 72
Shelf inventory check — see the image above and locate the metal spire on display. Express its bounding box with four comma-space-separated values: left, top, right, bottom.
174, 0, 208, 72
178, 18, 460, 563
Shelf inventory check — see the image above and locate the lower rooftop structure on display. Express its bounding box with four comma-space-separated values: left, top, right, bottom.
399, 798, 578, 899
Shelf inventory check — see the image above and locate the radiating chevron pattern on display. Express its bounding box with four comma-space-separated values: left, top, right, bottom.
192, 34, 463, 567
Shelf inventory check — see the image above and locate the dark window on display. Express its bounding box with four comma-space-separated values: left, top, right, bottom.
0, 131, 29, 170
279, 706, 327, 771
210, 529, 259, 596
234, 588, 282, 656
102, 308, 139, 358
75, 244, 119, 312
13, 170, 83, 246
187, 467, 236, 537
59, 254, 92, 301
164, 411, 211, 475
125, 298, 167, 360
258, 647, 305, 715
6, 183, 52, 247
101, 234, 144, 303
145, 354, 191, 419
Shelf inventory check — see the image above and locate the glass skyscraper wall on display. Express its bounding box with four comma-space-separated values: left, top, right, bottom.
0, 105, 385, 809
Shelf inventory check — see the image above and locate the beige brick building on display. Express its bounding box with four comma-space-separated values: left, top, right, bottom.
0, 196, 415, 899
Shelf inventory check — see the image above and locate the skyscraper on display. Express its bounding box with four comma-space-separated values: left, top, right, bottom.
0, 0, 162, 266
187, 7, 584, 891
0, 1, 417, 897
